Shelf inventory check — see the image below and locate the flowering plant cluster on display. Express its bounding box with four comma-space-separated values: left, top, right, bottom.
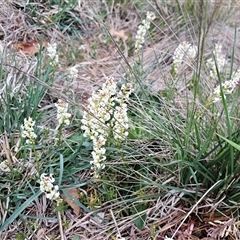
81, 77, 133, 178
40, 173, 62, 206
69, 66, 78, 81
172, 41, 197, 73
55, 99, 71, 127
206, 44, 226, 80
46, 42, 59, 67
135, 12, 156, 53
211, 68, 240, 103
21, 117, 37, 144
110, 83, 132, 140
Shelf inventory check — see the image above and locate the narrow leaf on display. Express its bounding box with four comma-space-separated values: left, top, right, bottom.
0, 191, 42, 231
217, 134, 240, 151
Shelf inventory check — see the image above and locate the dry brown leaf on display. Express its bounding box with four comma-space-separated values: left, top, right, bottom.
36, 228, 46, 239
109, 28, 128, 42
13, 40, 48, 56
63, 188, 81, 216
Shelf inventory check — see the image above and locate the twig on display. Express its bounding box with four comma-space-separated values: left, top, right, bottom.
58, 211, 65, 240
172, 180, 223, 238
65, 211, 95, 233
110, 209, 122, 237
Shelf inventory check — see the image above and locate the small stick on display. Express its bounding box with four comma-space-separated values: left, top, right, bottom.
58, 211, 65, 240
172, 180, 222, 238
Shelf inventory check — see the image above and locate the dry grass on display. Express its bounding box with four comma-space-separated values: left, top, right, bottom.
1, 0, 240, 239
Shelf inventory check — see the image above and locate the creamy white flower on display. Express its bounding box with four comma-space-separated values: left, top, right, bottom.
40, 181, 53, 193
55, 99, 71, 126
40, 173, 62, 205
173, 41, 197, 73
21, 117, 37, 144
81, 78, 133, 178
46, 185, 60, 201
146, 12, 156, 21
69, 66, 78, 81
111, 84, 132, 140
212, 68, 240, 103
47, 43, 59, 66
40, 173, 55, 192
206, 43, 226, 80
135, 12, 156, 52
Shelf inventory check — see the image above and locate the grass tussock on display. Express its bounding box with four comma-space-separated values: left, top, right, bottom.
1, 0, 240, 240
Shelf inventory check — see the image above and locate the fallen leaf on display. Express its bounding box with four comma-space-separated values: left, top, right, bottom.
109, 28, 128, 42
63, 188, 81, 216
36, 228, 46, 239
13, 40, 48, 56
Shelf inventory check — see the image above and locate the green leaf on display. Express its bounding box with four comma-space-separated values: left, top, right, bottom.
72, 236, 80, 240
133, 212, 146, 230
58, 154, 64, 186
0, 191, 42, 231
15, 232, 26, 240
217, 134, 240, 151
131, 203, 147, 230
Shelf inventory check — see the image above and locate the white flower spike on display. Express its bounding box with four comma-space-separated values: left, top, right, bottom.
135, 12, 156, 53
173, 41, 197, 73
47, 42, 59, 67
21, 117, 37, 144
81, 78, 133, 178
40, 173, 62, 205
